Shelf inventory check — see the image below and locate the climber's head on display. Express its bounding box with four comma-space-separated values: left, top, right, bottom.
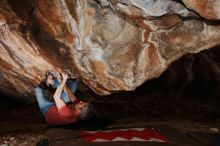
74, 101, 96, 121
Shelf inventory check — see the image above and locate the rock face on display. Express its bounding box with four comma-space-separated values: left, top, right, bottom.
0, 0, 220, 101
182, 0, 220, 20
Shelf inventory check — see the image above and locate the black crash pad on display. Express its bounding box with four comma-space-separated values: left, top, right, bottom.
187, 132, 219, 146
47, 124, 204, 146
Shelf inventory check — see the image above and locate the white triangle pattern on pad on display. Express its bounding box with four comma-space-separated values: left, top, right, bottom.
92, 137, 166, 142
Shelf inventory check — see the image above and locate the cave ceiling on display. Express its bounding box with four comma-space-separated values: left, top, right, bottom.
0, 0, 220, 100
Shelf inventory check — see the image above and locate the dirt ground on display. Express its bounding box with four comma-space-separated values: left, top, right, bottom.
0, 96, 46, 146
0, 124, 46, 146
0, 119, 219, 146
0, 98, 219, 146
0, 82, 220, 146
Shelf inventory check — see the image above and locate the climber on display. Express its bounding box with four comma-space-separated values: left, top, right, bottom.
35, 70, 94, 126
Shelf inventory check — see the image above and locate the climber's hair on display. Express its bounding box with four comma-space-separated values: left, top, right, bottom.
78, 103, 96, 121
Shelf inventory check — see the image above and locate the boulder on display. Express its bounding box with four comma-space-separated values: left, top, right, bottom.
0, 0, 220, 101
